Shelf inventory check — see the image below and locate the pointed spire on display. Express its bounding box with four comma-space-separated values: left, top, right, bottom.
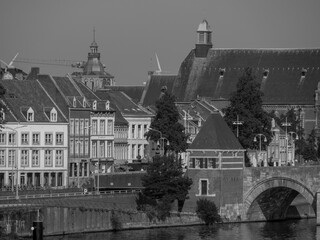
90, 27, 98, 53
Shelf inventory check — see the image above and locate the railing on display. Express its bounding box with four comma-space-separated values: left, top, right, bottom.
0, 189, 142, 201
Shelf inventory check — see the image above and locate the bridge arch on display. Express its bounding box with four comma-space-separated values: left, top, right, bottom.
243, 176, 315, 221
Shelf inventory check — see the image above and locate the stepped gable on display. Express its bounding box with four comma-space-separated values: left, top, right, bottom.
104, 85, 144, 104
1, 79, 67, 122
172, 48, 320, 104
189, 112, 243, 150
140, 74, 176, 107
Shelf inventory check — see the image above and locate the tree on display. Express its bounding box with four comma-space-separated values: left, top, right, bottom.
145, 91, 189, 156
196, 198, 221, 225
141, 155, 193, 213
223, 68, 272, 151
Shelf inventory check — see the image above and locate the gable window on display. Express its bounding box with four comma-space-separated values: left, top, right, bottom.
27, 108, 34, 121
32, 150, 40, 167
50, 108, 57, 122
45, 133, 53, 145
21, 133, 29, 145
32, 133, 40, 145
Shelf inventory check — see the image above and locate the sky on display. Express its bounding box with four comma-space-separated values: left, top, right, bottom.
1, 0, 320, 85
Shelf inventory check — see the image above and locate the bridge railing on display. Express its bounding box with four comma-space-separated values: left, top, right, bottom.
0, 189, 142, 201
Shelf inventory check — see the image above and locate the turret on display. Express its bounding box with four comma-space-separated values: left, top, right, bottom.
195, 20, 213, 58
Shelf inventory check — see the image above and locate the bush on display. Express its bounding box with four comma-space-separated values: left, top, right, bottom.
110, 210, 122, 231
196, 199, 221, 225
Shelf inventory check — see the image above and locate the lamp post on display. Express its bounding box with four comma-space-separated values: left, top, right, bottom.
288, 131, 298, 165
232, 115, 243, 138
5, 125, 27, 200
254, 134, 267, 167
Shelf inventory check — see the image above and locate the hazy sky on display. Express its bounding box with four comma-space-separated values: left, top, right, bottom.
1, 0, 320, 85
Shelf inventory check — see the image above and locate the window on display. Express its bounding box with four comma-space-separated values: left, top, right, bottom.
21, 133, 29, 145
138, 144, 142, 157
107, 120, 113, 135
144, 125, 148, 138
92, 141, 97, 158
45, 150, 52, 166
8, 133, 15, 145
56, 133, 63, 145
207, 33, 212, 44
85, 140, 89, 155
75, 140, 79, 155
75, 119, 79, 135
21, 150, 29, 167
32, 150, 40, 166
200, 180, 208, 195
50, 108, 57, 122
55, 150, 63, 166
92, 120, 97, 135
27, 108, 34, 121
100, 120, 105, 135
32, 133, 40, 145
70, 120, 74, 135
45, 133, 53, 144
0, 150, 5, 166
8, 150, 16, 167
70, 140, 74, 155
99, 141, 105, 158
84, 120, 89, 135
93, 100, 97, 110
107, 141, 112, 158
105, 100, 110, 110
0, 133, 6, 144
80, 120, 84, 135
131, 125, 135, 139
199, 32, 205, 43
79, 140, 84, 155
219, 68, 225, 77
132, 144, 136, 159
208, 158, 217, 168
138, 125, 141, 139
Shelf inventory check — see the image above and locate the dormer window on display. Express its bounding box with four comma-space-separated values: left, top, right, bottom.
105, 100, 110, 110
73, 97, 76, 108
301, 68, 307, 77
93, 100, 97, 110
263, 69, 269, 78
83, 98, 86, 107
0, 108, 5, 122
219, 68, 225, 77
27, 108, 34, 122
50, 108, 57, 122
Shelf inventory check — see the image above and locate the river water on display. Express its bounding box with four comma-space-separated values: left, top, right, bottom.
44, 219, 320, 240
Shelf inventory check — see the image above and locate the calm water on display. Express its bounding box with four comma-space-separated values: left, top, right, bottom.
44, 219, 320, 240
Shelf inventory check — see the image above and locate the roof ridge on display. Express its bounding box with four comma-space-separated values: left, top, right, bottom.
66, 74, 85, 97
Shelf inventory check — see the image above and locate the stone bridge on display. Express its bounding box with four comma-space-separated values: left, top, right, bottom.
242, 166, 320, 223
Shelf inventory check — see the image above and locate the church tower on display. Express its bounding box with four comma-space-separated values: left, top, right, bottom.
79, 28, 114, 91
195, 20, 213, 58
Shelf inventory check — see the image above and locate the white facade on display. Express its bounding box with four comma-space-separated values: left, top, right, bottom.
0, 123, 68, 188
127, 117, 151, 163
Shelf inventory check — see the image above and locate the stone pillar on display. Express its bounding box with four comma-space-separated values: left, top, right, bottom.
317, 192, 320, 225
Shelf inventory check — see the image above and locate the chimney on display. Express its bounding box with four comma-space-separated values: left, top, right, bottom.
26, 67, 40, 80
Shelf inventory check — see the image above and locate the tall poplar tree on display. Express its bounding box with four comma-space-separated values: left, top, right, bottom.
223, 67, 272, 150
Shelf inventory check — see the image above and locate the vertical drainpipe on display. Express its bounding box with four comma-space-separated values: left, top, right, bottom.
67, 108, 70, 188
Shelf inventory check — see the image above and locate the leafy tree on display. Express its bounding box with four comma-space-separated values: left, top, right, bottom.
196, 198, 221, 225
302, 129, 319, 161
141, 155, 193, 213
145, 91, 189, 156
223, 68, 272, 151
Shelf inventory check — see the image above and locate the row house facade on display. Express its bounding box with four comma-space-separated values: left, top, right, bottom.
0, 79, 69, 188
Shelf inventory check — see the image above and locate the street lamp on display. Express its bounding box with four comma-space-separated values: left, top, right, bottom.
254, 134, 267, 167
4, 125, 27, 200
232, 115, 243, 138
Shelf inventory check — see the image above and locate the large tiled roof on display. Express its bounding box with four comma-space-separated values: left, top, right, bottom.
1, 79, 67, 123
95, 90, 153, 117
172, 48, 320, 105
140, 74, 176, 107
104, 86, 144, 104
189, 113, 243, 150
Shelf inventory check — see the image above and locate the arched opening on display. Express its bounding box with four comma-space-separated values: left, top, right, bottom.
244, 177, 315, 221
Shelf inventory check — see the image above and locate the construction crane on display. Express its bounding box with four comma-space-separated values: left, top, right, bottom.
14, 57, 85, 69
